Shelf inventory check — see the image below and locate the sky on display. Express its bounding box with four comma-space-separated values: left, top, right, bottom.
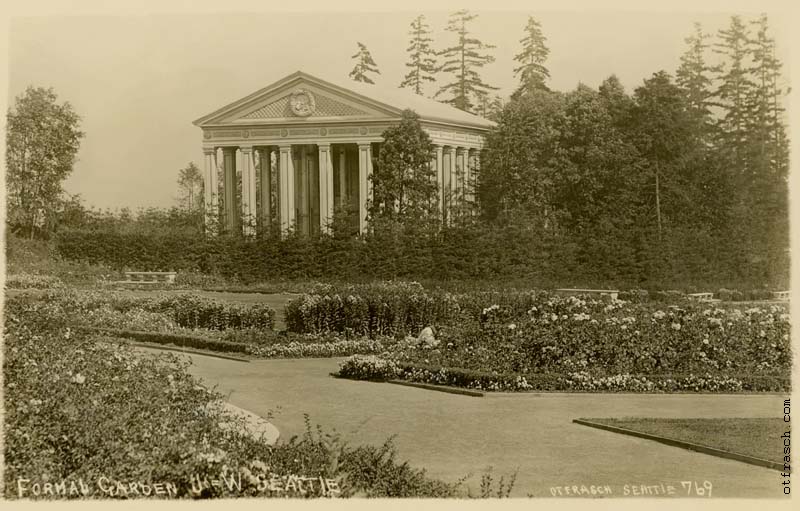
6, 4, 793, 211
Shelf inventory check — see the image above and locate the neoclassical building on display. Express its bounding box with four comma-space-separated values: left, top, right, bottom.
193, 71, 493, 236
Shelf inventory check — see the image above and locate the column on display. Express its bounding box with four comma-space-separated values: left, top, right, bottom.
358, 142, 372, 234
467, 148, 478, 205
278, 145, 295, 233
442, 146, 454, 224
203, 147, 216, 234
258, 147, 272, 231
318, 143, 334, 233
222, 147, 237, 233
240, 146, 256, 235
456, 147, 467, 200
435, 145, 444, 221
338, 148, 347, 207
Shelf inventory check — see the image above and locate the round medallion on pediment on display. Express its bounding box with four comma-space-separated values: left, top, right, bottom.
203, 132, 212, 139
290, 89, 316, 117
359, 127, 368, 135
320, 128, 328, 136
280, 129, 288, 138
243, 130, 250, 139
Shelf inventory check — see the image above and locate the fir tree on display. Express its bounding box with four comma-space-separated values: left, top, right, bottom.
746, 13, 788, 177
676, 22, 715, 124
511, 16, 550, 99
435, 10, 498, 112
349, 42, 380, 84
400, 15, 438, 95
712, 16, 755, 168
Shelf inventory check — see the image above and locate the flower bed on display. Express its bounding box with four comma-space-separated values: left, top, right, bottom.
333, 295, 791, 393
3, 296, 463, 498
335, 357, 789, 393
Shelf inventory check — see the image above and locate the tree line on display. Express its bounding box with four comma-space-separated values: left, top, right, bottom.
5, 13, 789, 289
358, 13, 789, 287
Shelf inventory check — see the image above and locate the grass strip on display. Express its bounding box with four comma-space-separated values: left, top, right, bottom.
575, 417, 788, 471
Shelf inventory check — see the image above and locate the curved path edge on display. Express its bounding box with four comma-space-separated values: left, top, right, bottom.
216, 400, 280, 446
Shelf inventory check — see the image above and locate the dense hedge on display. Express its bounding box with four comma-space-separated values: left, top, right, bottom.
86, 328, 252, 354
54, 225, 789, 290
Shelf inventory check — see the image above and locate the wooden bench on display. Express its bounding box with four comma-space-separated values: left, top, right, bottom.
687, 292, 714, 302
773, 290, 790, 301
554, 289, 619, 300
112, 271, 177, 285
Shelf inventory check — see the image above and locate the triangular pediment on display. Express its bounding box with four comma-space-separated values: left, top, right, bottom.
194, 72, 402, 126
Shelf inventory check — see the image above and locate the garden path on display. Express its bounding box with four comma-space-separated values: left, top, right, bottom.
144, 350, 786, 498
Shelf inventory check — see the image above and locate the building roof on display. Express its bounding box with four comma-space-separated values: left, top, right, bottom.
193, 71, 495, 131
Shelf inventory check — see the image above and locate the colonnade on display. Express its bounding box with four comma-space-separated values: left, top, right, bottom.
202, 142, 480, 236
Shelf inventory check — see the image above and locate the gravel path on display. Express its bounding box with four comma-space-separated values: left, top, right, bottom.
151, 351, 786, 498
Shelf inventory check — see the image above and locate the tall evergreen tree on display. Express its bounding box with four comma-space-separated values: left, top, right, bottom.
511, 16, 550, 99
746, 13, 788, 177
435, 10, 498, 112
676, 23, 715, 127
630, 71, 698, 243
400, 15, 438, 95
349, 42, 380, 84
712, 16, 755, 169
743, 14, 789, 280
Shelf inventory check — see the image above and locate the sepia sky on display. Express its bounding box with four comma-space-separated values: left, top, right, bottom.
6, 3, 793, 211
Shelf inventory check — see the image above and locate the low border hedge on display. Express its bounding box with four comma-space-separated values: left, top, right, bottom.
81, 327, 251, 354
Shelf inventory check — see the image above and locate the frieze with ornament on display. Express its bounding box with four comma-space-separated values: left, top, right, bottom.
327, 127, 361, 135
288, 128, 321, 137
211, 130, 244, 138
250, 129, 282, 137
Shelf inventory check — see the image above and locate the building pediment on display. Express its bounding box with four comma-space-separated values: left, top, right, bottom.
194, 71, 495, 130
194, 72, 402, 127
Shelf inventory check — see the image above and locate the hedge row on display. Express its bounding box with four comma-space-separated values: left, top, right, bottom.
85, 327, 252, 354
54, 226, 789, 290
85, 328, 388, 359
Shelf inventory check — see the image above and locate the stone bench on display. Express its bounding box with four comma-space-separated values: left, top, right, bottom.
687, 292, 714, 302
112, 271, 177, 285
773, 291, 790, 301
554, 289, 619, 300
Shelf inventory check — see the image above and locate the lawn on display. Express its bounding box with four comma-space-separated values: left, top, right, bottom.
582, 418, 789, 463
